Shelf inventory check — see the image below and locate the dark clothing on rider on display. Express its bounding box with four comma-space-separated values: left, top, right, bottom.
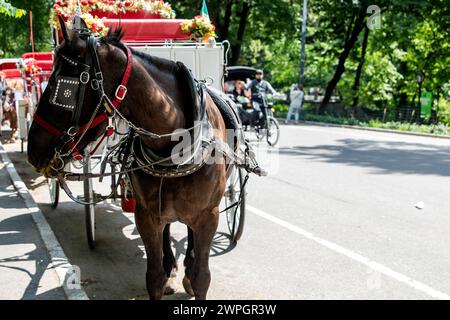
249, 79, 276, 100
248, 79, 276, 128
232, 89, 246, 102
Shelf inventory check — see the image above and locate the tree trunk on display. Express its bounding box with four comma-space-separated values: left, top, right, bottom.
209, 1, 221, 33
318, 14, 366, 114
211, 0, 233, 41
230, 1, 250, 66
351, 25, 370, 117
221, 0, 233, 40
431, 89, 439, 124
395, 61, 408, 121
344, 12, 356, 44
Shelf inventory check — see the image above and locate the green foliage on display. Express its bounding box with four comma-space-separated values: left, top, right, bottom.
437, 86, 450, 125
367, 120, 450, 136
0, 0, 26, 18
0, 0, 54, 57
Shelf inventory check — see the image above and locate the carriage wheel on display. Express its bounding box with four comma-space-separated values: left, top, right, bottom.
266, 117, 280, 146
224, 167, 246, 243
83, 154, 96, 249
48, 178, 59, 209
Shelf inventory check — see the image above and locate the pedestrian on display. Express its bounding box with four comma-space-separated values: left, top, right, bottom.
2, 87, 18, 142
314, 85, 321, 101
286, 84, 304, 124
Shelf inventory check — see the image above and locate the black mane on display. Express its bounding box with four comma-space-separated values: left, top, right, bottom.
131, 50, 178, 73
100, 27, 178, 73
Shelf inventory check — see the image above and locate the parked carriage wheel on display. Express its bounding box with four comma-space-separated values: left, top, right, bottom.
266, 117, 280, 146
224, 167, 246, 243
48, 178, 59, 209
83, 153, 96, 249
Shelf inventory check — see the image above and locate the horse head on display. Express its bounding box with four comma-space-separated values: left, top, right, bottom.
27, 16, 129, 177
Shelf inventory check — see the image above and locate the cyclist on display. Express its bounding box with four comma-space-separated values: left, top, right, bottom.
248, 69, 276, 128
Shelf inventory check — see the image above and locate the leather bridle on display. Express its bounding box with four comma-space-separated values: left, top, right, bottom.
32, 33, 133, 167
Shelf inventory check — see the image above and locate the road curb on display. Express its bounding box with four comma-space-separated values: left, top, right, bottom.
277, 118, 450, 140
0, 142, 89, 300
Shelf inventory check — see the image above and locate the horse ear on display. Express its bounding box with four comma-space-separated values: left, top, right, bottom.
79, 17, 89, 30
58, 15, 74, 43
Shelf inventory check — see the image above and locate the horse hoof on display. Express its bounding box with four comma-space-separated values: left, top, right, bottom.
182, 276, 195, 297
164, 275, 177, 295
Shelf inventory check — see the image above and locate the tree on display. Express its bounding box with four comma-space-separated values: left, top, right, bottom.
0, 0, 53, 57
317, 0, 381, 114
0, 0, 26, 18
351, 25, 370, 116
173, 0, 253, 65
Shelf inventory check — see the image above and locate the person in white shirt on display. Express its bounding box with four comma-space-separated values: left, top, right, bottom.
286, 83, 304, 123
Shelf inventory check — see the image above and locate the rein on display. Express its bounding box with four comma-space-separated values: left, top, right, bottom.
33, 35, 133, 164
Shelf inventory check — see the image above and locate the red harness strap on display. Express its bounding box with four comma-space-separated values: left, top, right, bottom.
110, 47, 133, 108
32, 113, 64, 137
32, 46, 133, 160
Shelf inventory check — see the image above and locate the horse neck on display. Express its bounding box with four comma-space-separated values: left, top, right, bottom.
105, 48, 186, 151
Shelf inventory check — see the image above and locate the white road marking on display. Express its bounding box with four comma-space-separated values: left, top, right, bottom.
247, 205, 450, 300
0, 231, 20, 235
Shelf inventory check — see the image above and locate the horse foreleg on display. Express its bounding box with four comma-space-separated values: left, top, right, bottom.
190, 208, 219, 300
163, 223, 177, 295
135, 210, 166, 300
183, 226, 195, 296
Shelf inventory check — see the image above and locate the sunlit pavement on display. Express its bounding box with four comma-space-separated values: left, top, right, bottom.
0, 146, 65, 300
2, 123, 450, 299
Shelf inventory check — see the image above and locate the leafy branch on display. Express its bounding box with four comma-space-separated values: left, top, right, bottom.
0, 0, 26, 18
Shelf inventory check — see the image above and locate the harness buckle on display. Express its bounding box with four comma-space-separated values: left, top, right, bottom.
51, 155, 65, 171
67, 127, 78, 137
115, 85, 128, 101
91, 79, 99, 90
80, 71, 90, 84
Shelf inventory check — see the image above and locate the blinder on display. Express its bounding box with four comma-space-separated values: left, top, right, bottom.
50, 51, 94, 127
50, 76, 82, 111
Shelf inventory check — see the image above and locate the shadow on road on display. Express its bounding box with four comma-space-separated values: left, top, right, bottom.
41, 199, 236, 300
171, 232, 236, 260
0, 194, 65, 299
278, 138, 450, 176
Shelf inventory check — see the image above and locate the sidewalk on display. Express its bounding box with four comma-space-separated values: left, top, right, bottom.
0, 147, 66, 299
277, 118, 450, 140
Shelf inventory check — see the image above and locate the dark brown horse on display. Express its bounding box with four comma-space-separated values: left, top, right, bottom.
27, 19, 231, 300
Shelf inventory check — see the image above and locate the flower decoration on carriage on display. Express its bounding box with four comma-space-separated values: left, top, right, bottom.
50, 0, 109, 36
17, 58, 42, 75
180, 15, 217, 43
50, 0, 176, 35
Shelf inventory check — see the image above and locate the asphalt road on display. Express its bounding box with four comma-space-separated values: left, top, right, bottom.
3, 123, 450, 299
